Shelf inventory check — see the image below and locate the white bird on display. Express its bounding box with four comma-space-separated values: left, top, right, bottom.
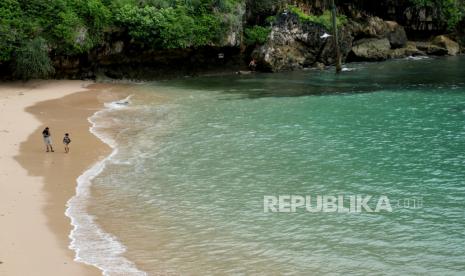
320, 33, 332, 39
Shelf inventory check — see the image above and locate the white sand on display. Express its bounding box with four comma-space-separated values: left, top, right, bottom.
0, 80, 100, 276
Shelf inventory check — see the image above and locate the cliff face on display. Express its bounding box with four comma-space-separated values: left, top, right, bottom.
52, 43, 244, 80
284, 0, 453, 36
246, 0, 460, 72
250, 13, 352, 71
341, 0, 450, 36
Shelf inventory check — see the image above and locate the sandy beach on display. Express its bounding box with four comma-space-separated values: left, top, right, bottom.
0, 80, 125, 276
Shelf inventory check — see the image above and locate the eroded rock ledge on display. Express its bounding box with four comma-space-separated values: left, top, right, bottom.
252, 13, 462, 72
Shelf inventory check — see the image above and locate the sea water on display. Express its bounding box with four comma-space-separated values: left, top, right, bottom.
69, 56, 465, 275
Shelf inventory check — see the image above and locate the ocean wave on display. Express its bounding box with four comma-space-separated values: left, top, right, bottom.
65, 95, 147, 276
404, 55, 430, 61
341, 67, 357, 72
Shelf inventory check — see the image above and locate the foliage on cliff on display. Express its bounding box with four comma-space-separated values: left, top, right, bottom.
288, 5, 347, 29
0, 0, 243, 78
410, 0, 464, 30
0, 0, 464, 79
114, 1, 243, 49
13, 37, 55, 80
244, 26, 271, 45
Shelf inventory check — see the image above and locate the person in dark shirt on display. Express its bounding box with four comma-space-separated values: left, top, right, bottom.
42, 127, 54, 152
63, 133, 71, 153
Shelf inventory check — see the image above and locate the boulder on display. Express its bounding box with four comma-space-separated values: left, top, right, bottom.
388, 41, 424, 59
318, 26, 353, 64
415, 41, 449, 56
348, 17, 408, 48
385, 21, 408, 48
314, 62, 325, 70
363, 17, 388, 37
432, 35, 459, 56
252, 12, 356, 72
351, 38, 391, 60
253, 41, 310, 72
252, 13, 342, 72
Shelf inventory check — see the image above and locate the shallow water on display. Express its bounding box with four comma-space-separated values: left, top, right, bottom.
76, 56, 465, 275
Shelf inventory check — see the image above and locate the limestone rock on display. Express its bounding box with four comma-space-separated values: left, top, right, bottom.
348, 17, 407, 48
351, 38, 391, 60
252, 13, 353, 72
388, 41, 424, 59
432, 35, 459, 56
252, 13, 326, 71
385, 21, 408, 48
416, 41, 449, 56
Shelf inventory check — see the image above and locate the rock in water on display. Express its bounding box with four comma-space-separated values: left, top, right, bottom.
351, 38, 391, 60
252, 13, 326, 72
252, 13, 353, 72
388, 41, 423, 58
415, 42, 448, 56
432, 35, 460, 56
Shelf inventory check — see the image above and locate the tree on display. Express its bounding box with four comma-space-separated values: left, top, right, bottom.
13, 37, 55, 80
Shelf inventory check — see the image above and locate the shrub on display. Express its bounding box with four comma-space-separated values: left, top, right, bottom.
115, 3, 227, 48
247, 0, 287, 14
13, 37, 55, 80
244, 25, 271, 45
410, 0, 464, 30
265, 15, 277, 25
288, 6, 347, 30
52, 10, 92, 53
0, 0, 26, 61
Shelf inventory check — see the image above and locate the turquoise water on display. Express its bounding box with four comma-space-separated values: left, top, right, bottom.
82, 56, 465, 275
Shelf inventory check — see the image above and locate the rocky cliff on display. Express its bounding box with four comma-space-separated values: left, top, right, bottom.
250, 7, 462, 72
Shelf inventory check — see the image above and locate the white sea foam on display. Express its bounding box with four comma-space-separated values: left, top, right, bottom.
65, 95, 147, 276
341, 67, 357, 72
405, 55, 430, 61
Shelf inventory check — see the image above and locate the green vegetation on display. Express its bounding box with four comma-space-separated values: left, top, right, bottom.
247, 0, 286, 14
0, 0, 26, 62
0, 0, 464, 79
288, 5, 347, 29
244, 26, 271, 45
265, 15, 278, 25
114, 4, 224, 48
0, 0, 243, 79
410, 0, 464, 30
13, 37, 55, 80
0, 0, 111, 60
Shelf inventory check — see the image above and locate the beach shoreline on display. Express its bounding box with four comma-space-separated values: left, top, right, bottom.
0, 80, 127, 276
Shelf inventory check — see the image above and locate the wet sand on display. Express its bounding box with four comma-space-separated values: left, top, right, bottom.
0, 81, 126, 276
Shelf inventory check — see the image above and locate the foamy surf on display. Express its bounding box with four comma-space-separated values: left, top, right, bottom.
65, 95, 147, 276
405, 55, 430, 60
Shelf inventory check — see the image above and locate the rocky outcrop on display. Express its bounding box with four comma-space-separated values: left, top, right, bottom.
348, 17, 408, 48
251, 13, 353, 72
251, 13, 417, 71
385, 21, 408, 48
337, 0, 449, 35
388, 41, 423, 58
348, 16, 421, 61
415, 42, 448, 56
351, 38, 391, 60
413, 36, 460, 56
431, 35, 460, 56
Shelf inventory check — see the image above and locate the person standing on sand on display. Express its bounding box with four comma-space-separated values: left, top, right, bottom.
63, 133, 71, 153
42, 127, 54, 152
